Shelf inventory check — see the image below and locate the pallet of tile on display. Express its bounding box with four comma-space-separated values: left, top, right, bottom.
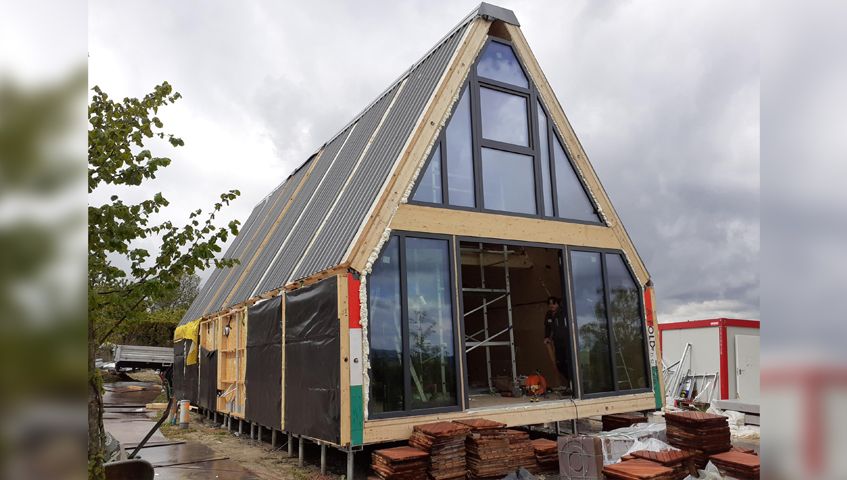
709, 450, 760, 479
371, 446, 429, 480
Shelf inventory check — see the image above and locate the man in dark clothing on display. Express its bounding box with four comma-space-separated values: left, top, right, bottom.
543, 296, 572, 391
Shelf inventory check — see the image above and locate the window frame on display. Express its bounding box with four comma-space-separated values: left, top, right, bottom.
408, 36, 604, 226
565, 246, 653, 399
366, 231, 463, 419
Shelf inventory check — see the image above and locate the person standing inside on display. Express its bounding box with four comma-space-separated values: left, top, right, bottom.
543, 296, 572, 392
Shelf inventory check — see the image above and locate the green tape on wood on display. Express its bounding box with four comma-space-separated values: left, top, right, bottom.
651, 366, 662, 410
350, 385, 363, 446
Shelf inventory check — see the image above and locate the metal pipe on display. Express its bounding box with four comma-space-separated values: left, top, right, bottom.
298, 437, 304, 467
288, 433, 294, 457
320, 444, 327, 474
271, 429, 277, 448
347, 449, 355, 479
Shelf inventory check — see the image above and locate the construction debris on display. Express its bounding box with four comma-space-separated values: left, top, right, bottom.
708, 450, 760, 479
664, 411, 731, 468
370, 446, 429, 480
408, 421, 471, 480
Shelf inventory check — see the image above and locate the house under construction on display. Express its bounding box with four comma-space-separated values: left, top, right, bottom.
173, 2, 664, 473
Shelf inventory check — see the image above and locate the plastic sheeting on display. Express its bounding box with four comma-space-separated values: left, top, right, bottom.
284, 276, 339, 443
198, 347, 218, 410
173, 341, 185, 399
173, 319, 200, 365
245, 297, 282, 429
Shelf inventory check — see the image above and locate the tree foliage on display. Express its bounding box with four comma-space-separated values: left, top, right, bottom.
87, 82, 241, 478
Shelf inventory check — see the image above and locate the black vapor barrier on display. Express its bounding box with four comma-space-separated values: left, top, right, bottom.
173, 341, 185, 398
245, 297, 282, 429
199, 347, 218, 410
285, 276, 340, 444
173, 340, 199, 404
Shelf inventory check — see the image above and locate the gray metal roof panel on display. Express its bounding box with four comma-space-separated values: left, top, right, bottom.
291, 24, 467, 281
253, 85, 400, 294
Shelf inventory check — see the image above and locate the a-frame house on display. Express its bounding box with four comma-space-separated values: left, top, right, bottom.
173, 2, 664, 467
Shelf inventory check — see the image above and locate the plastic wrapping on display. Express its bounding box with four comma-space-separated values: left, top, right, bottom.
198, 347, 218, 410
245, 297, 283, 429
284, 276, 340, 443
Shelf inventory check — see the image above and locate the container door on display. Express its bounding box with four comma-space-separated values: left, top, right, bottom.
734, 334, 759, 401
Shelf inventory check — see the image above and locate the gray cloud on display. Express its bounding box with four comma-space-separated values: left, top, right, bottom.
88, 0, 759, 323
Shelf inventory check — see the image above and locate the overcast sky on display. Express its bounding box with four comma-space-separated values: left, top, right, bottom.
88, 0, 759, 323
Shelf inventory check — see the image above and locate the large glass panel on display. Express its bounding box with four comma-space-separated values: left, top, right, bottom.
479, 87, 529, 147
412, 144, 442, 204
481, 148, 536, 215
446, 89, 475, 207
405, 237, 457, 409
570, 251, 614, 394
605, 254, 648, 390
537, 104, 554, 215
553, 137, 600, 222
476, 41, 529, 88
367, 237, 404, 414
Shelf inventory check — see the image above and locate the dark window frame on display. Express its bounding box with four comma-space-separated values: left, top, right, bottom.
366, 231, 463, 419
566, 246, 653, 399
409, 36, 604, 225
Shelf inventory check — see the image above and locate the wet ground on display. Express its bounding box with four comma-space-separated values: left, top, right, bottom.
104, 381, 261, 479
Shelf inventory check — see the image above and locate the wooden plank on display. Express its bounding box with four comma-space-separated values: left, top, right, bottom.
504, 23, 649, 285
338, 273, 351, 445
391, 204, 623, 249
345, 18, 491, 273
363, 392, 655, 444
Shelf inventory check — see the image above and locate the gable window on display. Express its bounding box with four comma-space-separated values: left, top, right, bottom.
368, 233, 460, 416
411, 38, 601, 224
569, 249, 649, 395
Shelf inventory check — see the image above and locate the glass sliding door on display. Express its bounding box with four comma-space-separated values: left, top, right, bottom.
405, 237, 457, 409
367, 233, 459, 417
569, 249, 650, 396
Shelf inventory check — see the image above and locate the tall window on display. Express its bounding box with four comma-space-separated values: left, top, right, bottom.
411, 38, 601, 223
570, 250, 649, 395
367, 234, 458, 415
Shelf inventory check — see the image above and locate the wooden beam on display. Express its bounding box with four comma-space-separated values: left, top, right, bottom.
346, 18, 491, 273
337, 274, 351, 445
391, 204, 623, 249
363, 392, 655, 444
504, 23, 649, 285
280, 292, 287, 431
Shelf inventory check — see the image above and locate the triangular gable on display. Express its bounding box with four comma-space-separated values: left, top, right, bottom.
345, 15, 649, 286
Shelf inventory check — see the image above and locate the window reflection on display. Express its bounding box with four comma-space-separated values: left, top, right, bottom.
476, 41, 529, 88
571, 251, 614, 394
412, 144, 442, 204
480, 87, 529, 147
368, 237, 404, 413
605, 254, 648, 390
481, 148, 536, 215
405, 238, 457, 409
446, 89, 475, 207
553, 137, 599, 222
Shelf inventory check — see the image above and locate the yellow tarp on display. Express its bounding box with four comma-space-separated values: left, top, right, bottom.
174, 319, 201, 365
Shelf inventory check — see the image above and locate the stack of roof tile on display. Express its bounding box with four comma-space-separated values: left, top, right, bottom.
370, 446, 429, 480
665, 411, 731, 468
708, 451, 760, 479
454, 419, 510, 479
602, 459, 676, 480
505, 429, 536, 471
630, 450, 697, 480
602, 412, 648, 431
409, 421, 471, 480
530, 438, 558, 474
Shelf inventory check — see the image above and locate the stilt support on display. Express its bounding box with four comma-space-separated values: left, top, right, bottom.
271, 429, 277, 448
347, 448, 355, 480
298, 437, 304, 467
320, 443, 327, 474
288, 433, 294, 457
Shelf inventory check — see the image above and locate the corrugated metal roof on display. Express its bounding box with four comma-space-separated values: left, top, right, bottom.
291, 26, 467, 281
179, 4, 510, 325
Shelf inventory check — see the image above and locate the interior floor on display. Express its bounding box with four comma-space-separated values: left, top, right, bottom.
468, 390, 573, 410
